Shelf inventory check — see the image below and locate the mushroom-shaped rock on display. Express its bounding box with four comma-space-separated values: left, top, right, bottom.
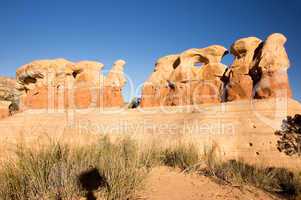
170, 45, 227, 82
230, 37, 262, 74
253, 33, 292, 99
257, 33, 289, 72
198, 45, 228, 64
169, 48, 203, 82
226, 37, 262, 101
198, 45, 228, 80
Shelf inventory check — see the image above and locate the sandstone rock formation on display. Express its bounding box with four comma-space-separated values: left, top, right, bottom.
141, 45, 228, 107
101, 60, 127, 107
225, 33, 292, 101
16, 59, 72, 109
1, 32, 293, 112
225, 37, 262, 101
191, 45, 228, 104
16, 59, 126, 110
141, 33, 293, 107
252, 33, 292, 99
66, 61, 104, 109
140, 55, 179, 107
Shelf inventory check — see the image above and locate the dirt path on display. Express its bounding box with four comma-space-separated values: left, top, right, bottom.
141, 167, 280, 200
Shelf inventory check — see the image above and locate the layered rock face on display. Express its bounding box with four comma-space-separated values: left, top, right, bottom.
16, 59, 126, 110
0, 77, 17, 118
141, 33, 293, 107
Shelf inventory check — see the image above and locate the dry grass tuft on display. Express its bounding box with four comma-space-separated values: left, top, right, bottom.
161, 142, 200, 170
201, 144, 301, 200
0, 136, 145, 200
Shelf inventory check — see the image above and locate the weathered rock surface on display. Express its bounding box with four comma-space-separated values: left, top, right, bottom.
101, 60, 127, 107
141, 33, 293, 107
141, 45, 228, 107
141, 55, 179, 107
16, 59, 127, 110
1, 32, 293, 111
225, 37, 262, 101
252, 33, 292, 98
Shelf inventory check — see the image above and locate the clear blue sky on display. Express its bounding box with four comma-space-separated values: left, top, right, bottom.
0, 0, 300, 101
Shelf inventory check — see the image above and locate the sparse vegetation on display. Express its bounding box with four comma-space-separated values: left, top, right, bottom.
161, 142, 200, 170
0, 136, 301, 200
0, 137, 146, 200
275, 114, 301, 156
128, 97, 141, 109
201, 144, 301, 199
8, 100, 19, 115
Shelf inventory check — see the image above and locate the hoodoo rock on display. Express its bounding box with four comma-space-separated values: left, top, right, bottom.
225, 37, 262, 101
191, 45, 228, 104
141, 33, 293, 107
67, 61, 105, 109
16, 59, 127, 110
102, 60, 127, 107
1, 32, 293, 112
140, 55, 179, 107
252, 33, 292, 99
141, 45, 228, 107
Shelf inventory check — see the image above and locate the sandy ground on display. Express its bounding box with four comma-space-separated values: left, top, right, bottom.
0, 98, 301, 169
0, 98, 300, 199
140, 167, 280, 200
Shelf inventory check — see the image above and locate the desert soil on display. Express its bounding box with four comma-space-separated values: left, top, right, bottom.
140, 167, 279, 200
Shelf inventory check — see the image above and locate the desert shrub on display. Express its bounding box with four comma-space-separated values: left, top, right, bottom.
275, 114, 301, 156
9, 100, 19, 115
128, 97, 141, 109
95, 136, 145, 200
161, 142, 200, 170
139, 142, 163, 169
201, 145, 301, 199
0, 137, 146, 200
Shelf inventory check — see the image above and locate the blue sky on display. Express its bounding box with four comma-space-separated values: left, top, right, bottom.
0, 0, 300, 101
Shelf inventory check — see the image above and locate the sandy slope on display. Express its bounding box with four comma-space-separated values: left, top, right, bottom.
0, 98, 300, 199
141, 167, 280, 200
0, 98, 301, 169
